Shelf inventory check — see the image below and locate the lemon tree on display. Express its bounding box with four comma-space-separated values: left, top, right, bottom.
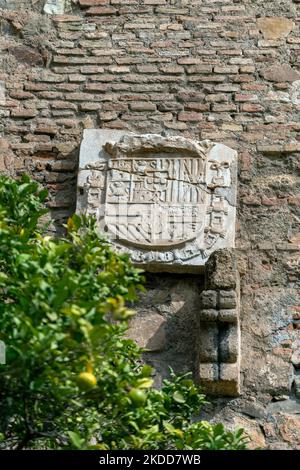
0, 175, 248, 450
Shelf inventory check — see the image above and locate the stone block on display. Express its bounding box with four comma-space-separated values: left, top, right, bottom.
199, 309, 218, 322
205, 249, 238, 290
199, 367, 240, 396
198, 322, 218, 362
220, 362, 238, 381
219, 290, 237, 309
200, 309, 219, 322
44, 0, 66, 15
219, 309, 238, 323
231, 416, 266, 449
257, 17, 294, 40
261, 64, 300, 83
219, 325, 239, 363
200, 290, 217, 309
278, 414, 300, 445
198, 363, 218, 383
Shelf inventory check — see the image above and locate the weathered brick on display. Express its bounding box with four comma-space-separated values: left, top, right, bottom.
129, 102, 157, 111
65, 93, 96, 101
137, 65, 159, 74
241, 103, 264, 112
79, 0, 110, 6
235, 94, 258, 102
80, 103, 102, 111
212, 103, 237, 112
178, 112, 203, 122
186, 65, 213, 74
84, 83, 108, 92
160, 65, 184, 74
53, 15, 81, 22
124, 23, 156, 29
80, 66, 105, 74
98, 111, 119, 121
38, 92, 64, 100
11, 109, 38, 118
9, 91, 35, 100
51, 101, 78, 111
184, 102, 210, 112
86, 7, 117, 15
214, 66, 239, 74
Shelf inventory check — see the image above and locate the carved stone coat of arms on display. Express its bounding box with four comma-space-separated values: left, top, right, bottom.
77, 131, 237, 272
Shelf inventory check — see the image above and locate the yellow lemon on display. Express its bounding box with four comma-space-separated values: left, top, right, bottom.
76, 372, 97, 391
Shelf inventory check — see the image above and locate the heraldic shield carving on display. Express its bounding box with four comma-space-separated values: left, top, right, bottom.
77, 131, 237, 272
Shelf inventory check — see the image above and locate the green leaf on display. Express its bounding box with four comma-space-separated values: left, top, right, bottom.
173, 391, 185, 403
68, 431, 85, 450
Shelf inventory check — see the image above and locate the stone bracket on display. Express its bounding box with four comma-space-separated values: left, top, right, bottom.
197, 248, 241, 396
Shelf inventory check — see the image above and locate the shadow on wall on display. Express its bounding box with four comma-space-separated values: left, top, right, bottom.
129, 273, 205, 387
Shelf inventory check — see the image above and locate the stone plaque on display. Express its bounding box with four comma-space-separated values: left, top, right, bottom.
77, 130, 237, 272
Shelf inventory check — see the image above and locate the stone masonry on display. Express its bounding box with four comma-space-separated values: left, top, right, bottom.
0, 0, 299, 449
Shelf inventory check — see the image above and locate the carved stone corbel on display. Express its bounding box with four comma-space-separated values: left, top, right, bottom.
197, 248, 241, 396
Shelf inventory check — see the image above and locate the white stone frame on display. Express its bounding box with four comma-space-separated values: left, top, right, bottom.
77, 130, 237, 273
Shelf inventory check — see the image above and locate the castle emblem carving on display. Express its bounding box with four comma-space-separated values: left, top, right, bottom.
77, 131, 237, 272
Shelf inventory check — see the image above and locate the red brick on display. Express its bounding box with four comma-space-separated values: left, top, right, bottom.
25, 83, 49, 92
51, 101, 78, 110
212, 103, 237, 112
39, 92, 64, 100
53, 15, 81, 22
79, 0, 110, 6
214, 66, 239, 74
241, 103, 264, 112
137, 65, 159, 74
80, 103, 102, 111
186, 65, 212, 74
65, 93, 95, 101
240, 152, 252, 172
160, 65, 184, 74
84, 83, 108, 92
11, 109, 38, 118
35, 126, 58, 135
178, 112, 203, 122
184, 103, 210, 112
9, 91, 35, 100
235, 94, 258, 102
130, 102, 157, 111
86, 7, 117, 14
80, 66, 105, 74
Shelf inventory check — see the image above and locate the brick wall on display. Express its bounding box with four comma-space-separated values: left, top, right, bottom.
0, 0, 300, 449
